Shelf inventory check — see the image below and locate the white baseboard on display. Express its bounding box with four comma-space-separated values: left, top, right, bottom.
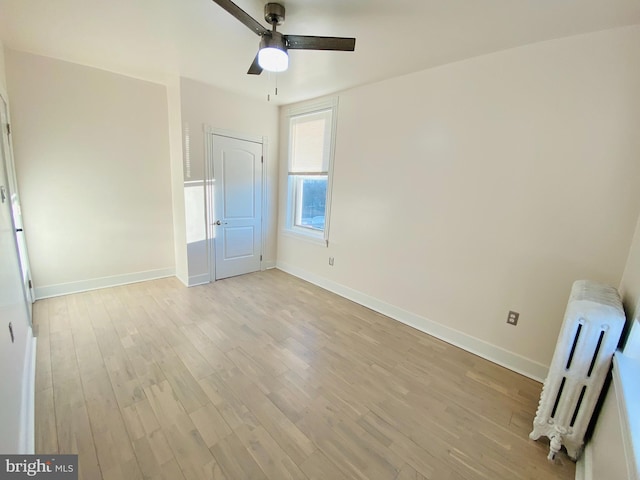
34, 267, 176, 299
19, 333, 36, 454
276, 261, 548, 382
263, 260, 277, 270
175, 272, 189, 287
188, 273, 211, 287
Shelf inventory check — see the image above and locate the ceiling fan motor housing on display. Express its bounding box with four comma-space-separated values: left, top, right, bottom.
264, 3, 285, 25
260, 31, 286, 50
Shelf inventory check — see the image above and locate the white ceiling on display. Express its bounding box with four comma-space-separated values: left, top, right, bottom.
1, 0, 639, 105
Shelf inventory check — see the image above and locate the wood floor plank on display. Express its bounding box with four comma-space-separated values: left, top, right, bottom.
396, 463, 429, 480
131, 429, 174, 478
266, 382, 312, 424
144, 380, 216, 479
156, 354, 210, 413
33, 300, 53, 392
34, 386, 57, 454
33, 270, 575, 480
223, 372, 316, 465
197, 372, 259, 431
189, 402, 232, 448
173, 342, 217, 380
296, 395, 402, 480
299, 449, 351, 480
149, 458, 187, 480
210, 432, 268, 480
235, 424, 309, 480
53, 376, 102, 479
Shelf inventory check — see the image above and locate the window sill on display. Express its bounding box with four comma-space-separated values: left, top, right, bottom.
280, 228, 327, 246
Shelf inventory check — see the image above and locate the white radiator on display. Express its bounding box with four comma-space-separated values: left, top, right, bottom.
530, 280, 625, 461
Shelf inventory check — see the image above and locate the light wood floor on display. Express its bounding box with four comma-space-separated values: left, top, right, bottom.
33, 269, 575, 480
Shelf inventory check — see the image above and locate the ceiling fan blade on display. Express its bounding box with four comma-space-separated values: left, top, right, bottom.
210, 0, 269, 36
285, 35, 356, 51
247, 53, 263, 75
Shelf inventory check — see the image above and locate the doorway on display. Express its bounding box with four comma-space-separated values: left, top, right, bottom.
206, 132, 264, 281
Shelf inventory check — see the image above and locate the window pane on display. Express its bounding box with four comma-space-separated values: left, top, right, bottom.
295, 176, 327, 230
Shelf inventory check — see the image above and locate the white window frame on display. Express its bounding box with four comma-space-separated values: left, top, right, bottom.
284, 97, 339, 244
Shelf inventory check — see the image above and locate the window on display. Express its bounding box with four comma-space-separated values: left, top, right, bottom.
286, 100, 337, 240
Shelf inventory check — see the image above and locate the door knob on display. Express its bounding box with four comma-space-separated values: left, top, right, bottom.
214, 220, 228, 225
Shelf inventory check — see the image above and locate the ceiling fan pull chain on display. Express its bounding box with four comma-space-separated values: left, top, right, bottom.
266, 72, 278, 101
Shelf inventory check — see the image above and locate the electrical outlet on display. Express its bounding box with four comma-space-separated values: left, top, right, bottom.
507, 311, 519, 326
329, 256, 334, 266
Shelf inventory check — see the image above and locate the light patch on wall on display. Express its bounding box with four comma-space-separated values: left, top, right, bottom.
185, 180, 205, 244
184, 122, 191, 179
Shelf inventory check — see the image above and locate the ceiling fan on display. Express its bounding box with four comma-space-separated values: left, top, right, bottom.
211, 0, 356, 74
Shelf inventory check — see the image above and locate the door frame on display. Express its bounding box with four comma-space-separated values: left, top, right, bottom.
204, 126, 268, 282
0, 90, 37, 456
0, 90, 35, 322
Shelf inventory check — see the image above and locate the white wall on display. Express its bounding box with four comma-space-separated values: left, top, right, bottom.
179, 78, 279, 285
0, 40, 6, 95
277, 26, 640, 378
5, 51, 176, 297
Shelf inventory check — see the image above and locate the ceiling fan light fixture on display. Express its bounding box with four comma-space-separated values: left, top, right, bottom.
258, 32, 288, 72
258, 47, 288, 72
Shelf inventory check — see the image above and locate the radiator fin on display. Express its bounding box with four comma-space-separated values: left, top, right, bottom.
570, 385, 587, 427
550, 377, 566, 418
586, 330, 605, 377
565, 323, 583, 370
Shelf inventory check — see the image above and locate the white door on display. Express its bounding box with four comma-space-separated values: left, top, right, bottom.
0, 104, 33, 453
211, 135, 263, 280
0, 94, 34, 319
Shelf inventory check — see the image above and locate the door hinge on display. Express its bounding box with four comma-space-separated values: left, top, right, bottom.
28, 279, 32, 289
260, 254, 263, 261
6, 123, 10, 135
261, 156, 264, 164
